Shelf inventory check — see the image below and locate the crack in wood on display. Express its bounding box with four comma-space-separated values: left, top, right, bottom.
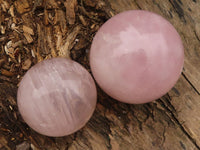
161, 94, 177, 114
158, 100, 200, 149
1, 0, 200, 149
194, 30, 200, 42
133, 0, 142, 9
181, 73, 200, 95
180, 141, 186, 150
168, 0, 186, 23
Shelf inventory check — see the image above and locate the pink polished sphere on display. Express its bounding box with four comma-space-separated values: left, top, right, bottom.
17, 58, 97, 137
90, 10, 184, 104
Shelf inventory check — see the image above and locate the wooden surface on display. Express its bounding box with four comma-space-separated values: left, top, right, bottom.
0, 0, 200, 149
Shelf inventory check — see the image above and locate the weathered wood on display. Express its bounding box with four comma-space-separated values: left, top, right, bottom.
0, 0, 200, 149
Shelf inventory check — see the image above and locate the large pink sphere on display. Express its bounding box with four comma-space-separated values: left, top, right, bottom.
17, 58, 97, 137
90, 10, 184, 104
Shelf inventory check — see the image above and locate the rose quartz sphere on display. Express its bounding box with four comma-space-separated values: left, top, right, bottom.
17, 58, 97, 137
90, 10, 184, 104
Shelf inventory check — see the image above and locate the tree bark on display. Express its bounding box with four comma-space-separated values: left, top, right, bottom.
0, 0, 200, 150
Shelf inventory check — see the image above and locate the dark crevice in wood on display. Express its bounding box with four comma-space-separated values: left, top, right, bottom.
180, 141, 187, 150
181, 73, 200, 95
133, 0, 142, 9
168, 0, 186, 23
158, 100, 200, 150
194, 30, 200, 42
177, 0, 183, 5
161, 94, 177, 114
1, 0, 200, 149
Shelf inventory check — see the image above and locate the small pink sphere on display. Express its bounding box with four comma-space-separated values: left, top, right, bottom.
17, 58, 97, 137
90, 10, 184, 104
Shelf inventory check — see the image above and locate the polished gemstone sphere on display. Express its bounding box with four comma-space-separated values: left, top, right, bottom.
90, 10, 184, 104
17, 58, 97, 137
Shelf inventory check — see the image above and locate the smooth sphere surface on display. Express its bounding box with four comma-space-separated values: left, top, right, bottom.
17, 58, 97, 137
90, 10, 184, 104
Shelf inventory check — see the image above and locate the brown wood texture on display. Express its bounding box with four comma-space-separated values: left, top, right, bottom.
0, 0, 200, 150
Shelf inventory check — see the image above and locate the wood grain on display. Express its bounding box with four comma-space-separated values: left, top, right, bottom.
0, 0, 200, 149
